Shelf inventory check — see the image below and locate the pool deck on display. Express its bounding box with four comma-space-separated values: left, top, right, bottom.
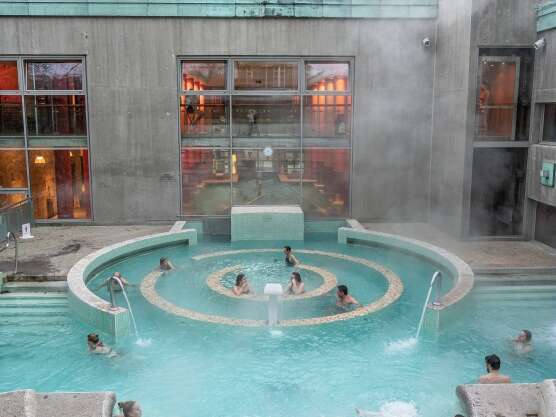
1, 222, 556, 278
364, 223, 556, 273
0, 225, 170, 278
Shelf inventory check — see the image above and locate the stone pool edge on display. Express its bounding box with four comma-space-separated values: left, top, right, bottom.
338, 226, 474, 310
66, 229, 197, 338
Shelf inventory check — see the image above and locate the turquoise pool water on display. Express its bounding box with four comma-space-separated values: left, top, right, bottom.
2, 236, 556, 417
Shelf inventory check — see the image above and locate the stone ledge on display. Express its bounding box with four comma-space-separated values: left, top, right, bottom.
67, 229, 197, 338
338, 227, 474, 310
0, 390, 115, 417
456, 381, 556, 417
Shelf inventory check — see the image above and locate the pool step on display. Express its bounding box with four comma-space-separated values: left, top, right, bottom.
0, 288, 70, 325
2, 281, 68, 293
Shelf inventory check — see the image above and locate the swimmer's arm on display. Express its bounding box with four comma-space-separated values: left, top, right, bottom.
291, 254, 299, 265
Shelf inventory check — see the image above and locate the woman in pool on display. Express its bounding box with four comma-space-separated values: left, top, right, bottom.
285, 271, 305, 295
87, 333, 116, 357
117, 401, 142, 417
233, 273, 251, 296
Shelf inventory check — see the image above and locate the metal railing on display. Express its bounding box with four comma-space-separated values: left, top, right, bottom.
0, 197, 33, 238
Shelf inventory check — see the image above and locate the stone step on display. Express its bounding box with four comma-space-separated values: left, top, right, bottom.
473, 285, 556, 294
0, 307, 69, 317
0, 292, 67, 300
2, 281, 67, 293
0, 298, 68, 308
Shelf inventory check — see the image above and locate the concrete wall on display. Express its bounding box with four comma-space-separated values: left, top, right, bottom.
429, 0, 472, 236
0, 17, 436, 224
430, 0, 538, 237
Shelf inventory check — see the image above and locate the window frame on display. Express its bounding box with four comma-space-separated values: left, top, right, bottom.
178, 56, 354, 218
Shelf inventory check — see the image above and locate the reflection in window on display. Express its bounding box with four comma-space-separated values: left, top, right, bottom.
475, 49, 534, 141
476, 60, 516, 138
0, 96, 24, 137
302, 149, 349, 217
232, 96, 300, 138
234, 61, 298, 90
232, 149, 301, 205
469, 148, 527, 236
181, 149, 231, 215
0, 150, 27, 188
303, 96, 351, 138
182, 61, 226, 91
26, 61, 83, 90
543, 104, 556, 142
25, 95, 86, 136
0, 61, 19, 90
0, 193, 27, 209
180, 95, 228, 137
29, 149, 91, 219
306, 62, 349, 91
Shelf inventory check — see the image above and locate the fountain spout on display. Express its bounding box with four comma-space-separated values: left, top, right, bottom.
108, 275, 139, 339
264, 283, 283, 326
415, 271, 443, 339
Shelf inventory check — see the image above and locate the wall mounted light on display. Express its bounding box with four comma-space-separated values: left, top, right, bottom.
34, 155, 46, 164
533, 37, 546, 50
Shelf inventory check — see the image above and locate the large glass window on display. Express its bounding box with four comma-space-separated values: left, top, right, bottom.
543, 104, 556, 142
232, 96, 300, 138
305, 62, 349, 92
0, 61, 19, 90
234, 61, 298, 90
25, 95, 86, 136
232, 149, 301, 206
302, 149, 349, 217
29, 149, 91, 220
475, 49, 534, 141
179, 57, 352, 217
181, 149, 231, 216
26, 61, 83, 91
469, 148, 527, 236
182, 61, 226, 91
0, 150, 27, 188
0, 192, 27, 209
0, 57, 91, 221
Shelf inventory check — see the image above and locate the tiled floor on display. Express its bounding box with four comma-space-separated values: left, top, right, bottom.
363, 222, 556, 272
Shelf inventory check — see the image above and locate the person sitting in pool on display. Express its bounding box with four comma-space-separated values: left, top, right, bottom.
285, 271, 305, 295
513, 329, 533, 354
116, 401, 142, 417
479, 354, 511, 384
87, 333, 116, 356
92, 272, 134, 293
283, 246, 299, 266
336, 285, 359, 308
159, 257, 175, 272
233, 273, 251, 296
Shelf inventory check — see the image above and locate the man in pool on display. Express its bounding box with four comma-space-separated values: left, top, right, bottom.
283, 246, 299, 266
336, 285, 359, 307
92, 271, 134, 293
513, 329, 533, 354
159, 257, 175, 272
479, 354, 511, 384
233, 273, 251, 296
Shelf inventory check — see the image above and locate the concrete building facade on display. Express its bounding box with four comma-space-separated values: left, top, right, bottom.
0, 0, 555, 245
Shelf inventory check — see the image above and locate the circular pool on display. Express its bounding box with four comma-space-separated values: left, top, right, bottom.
5, 232, 556, 417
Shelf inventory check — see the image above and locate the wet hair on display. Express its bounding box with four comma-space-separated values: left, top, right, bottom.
284, 246, 292, 252
160, 257, 167, 263
291, 272, 302, 283
454, 415, 465, 417
521, 329, 532, 342
87, 333, 99, 344
337, 285, 348, 295
485, 354, 501, 370
236, 273, 245, 286
118, 401, 139, 417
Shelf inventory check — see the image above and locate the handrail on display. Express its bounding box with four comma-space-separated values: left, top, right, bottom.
0, 196, 33, 213
3, 232, 18, 275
